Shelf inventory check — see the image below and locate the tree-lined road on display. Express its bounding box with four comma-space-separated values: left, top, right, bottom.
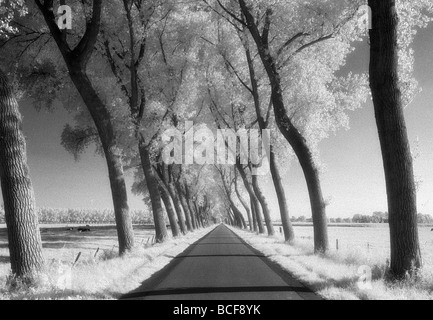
121, 224, 321, 300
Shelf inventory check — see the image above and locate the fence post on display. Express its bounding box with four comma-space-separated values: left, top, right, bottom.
336, 239, 339, 251
73, 252, 82, 267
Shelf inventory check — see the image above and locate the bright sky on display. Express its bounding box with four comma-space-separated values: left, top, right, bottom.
1, 25, 432, 219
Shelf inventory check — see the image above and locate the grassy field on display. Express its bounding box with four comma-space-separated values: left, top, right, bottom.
2, 222, 432, 299
275, 224, 433, 267
0, 224, 215, 299
232, 224, 433, 300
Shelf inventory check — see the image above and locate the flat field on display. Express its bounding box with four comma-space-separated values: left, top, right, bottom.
0, 224, 214, 299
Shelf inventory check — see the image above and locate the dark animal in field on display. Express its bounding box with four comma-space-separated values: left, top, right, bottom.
78, 225, 91, 232
66, 227, 74, 231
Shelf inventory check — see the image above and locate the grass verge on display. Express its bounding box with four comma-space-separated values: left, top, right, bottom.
229, 226, 433, 300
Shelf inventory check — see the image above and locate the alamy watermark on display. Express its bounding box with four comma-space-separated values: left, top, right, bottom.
56, 4, 372, 31
57, 5, 72, 30
161, 122, 271, 176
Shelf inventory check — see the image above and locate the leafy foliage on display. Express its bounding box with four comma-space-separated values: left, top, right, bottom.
0, 0, 27, 37
60, 124, 100, 161
36, 207, 152, 224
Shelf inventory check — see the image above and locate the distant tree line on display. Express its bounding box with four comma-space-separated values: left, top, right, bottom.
290, 212, 433, 224
0, 207, 152, 225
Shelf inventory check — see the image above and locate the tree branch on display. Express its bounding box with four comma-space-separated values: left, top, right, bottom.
72, 0, 103, 66
276, 32, 308, 57
35, 0, 72, 57
215, 0, 246, 27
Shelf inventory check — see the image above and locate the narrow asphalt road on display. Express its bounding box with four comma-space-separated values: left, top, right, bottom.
121, 224, 321, 300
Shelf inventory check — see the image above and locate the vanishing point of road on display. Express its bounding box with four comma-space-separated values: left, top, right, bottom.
121, 224, 322, 300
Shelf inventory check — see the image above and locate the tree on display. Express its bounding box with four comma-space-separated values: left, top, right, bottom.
0, 68, 44, 282
206, 92, 266, 233
215, 165, 247, 229
234, 170, 253, 230
97, 1, 216, 241
369, 0, 422, 279
237, 0, 328, 252
155, 162, 187, 234
205, 0, 368, 251
30, 0, 135, 254
222, 25, 293, 241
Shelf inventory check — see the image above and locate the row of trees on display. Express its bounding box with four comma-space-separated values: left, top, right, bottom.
290, 212, 433, 224
0, 207, 152, 224
0, 0, 432, 283
201, 0, 432, 279
351, 213, 433, 224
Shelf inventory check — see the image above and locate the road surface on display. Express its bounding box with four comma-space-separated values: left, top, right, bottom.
121, 224, 321, 300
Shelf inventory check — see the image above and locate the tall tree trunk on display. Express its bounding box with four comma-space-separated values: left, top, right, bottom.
270, 147, 295, 242
37, 0, 135, 255
168, 183, 190, 234
167, 182, 187, 234
252, 174, 275, 236
155, 163, 184, 235
239, 0, 328, 252
230, 204, 247, 229
138, 140, 168, 242
241, 31, 294, 241
187, 199, 198, 229
234, 174, 253, 231
159, 184, 180, 237
273, 119, 328, 252
250, 198, 258, 232
175, 182, 194, 231
0, 70, 44, 280
237, 164, 264, 233
184, 185, 198, 229
227, 209, 235, 226
193, 202, 203, 228
68, 68, 135, 254
369, 0, 421, 279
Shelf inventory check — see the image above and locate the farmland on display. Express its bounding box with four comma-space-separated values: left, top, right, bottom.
0, 223, 214, 299
278, 224, 433, 267
232, 224, 433, 300
2, 220, 432, 300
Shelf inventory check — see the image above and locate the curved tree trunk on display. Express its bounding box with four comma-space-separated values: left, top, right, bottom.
369, 0, 421, 279
138, 141, 168, 242
165, 165, 186, 234
250, 198, 258, 232
37, 0, 135, 255
159, 184, 180, 237
184, 184, 198, 229
193, 202, 203, 228
0, 70, 44, 280
276, 126, 328, 252
239, 0, 328, 252
241, 27, 293, 240
234, 175, 253, 231
270, 147, 294, 242
252, 174, 275, 236
237, 164, 264, 233
167, 181, 187, 234
187, 199, 198, 229
175, 182, 194, 231
68, 68, 135, 254
230, 204, 247, 229
227, 209, 235, 226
